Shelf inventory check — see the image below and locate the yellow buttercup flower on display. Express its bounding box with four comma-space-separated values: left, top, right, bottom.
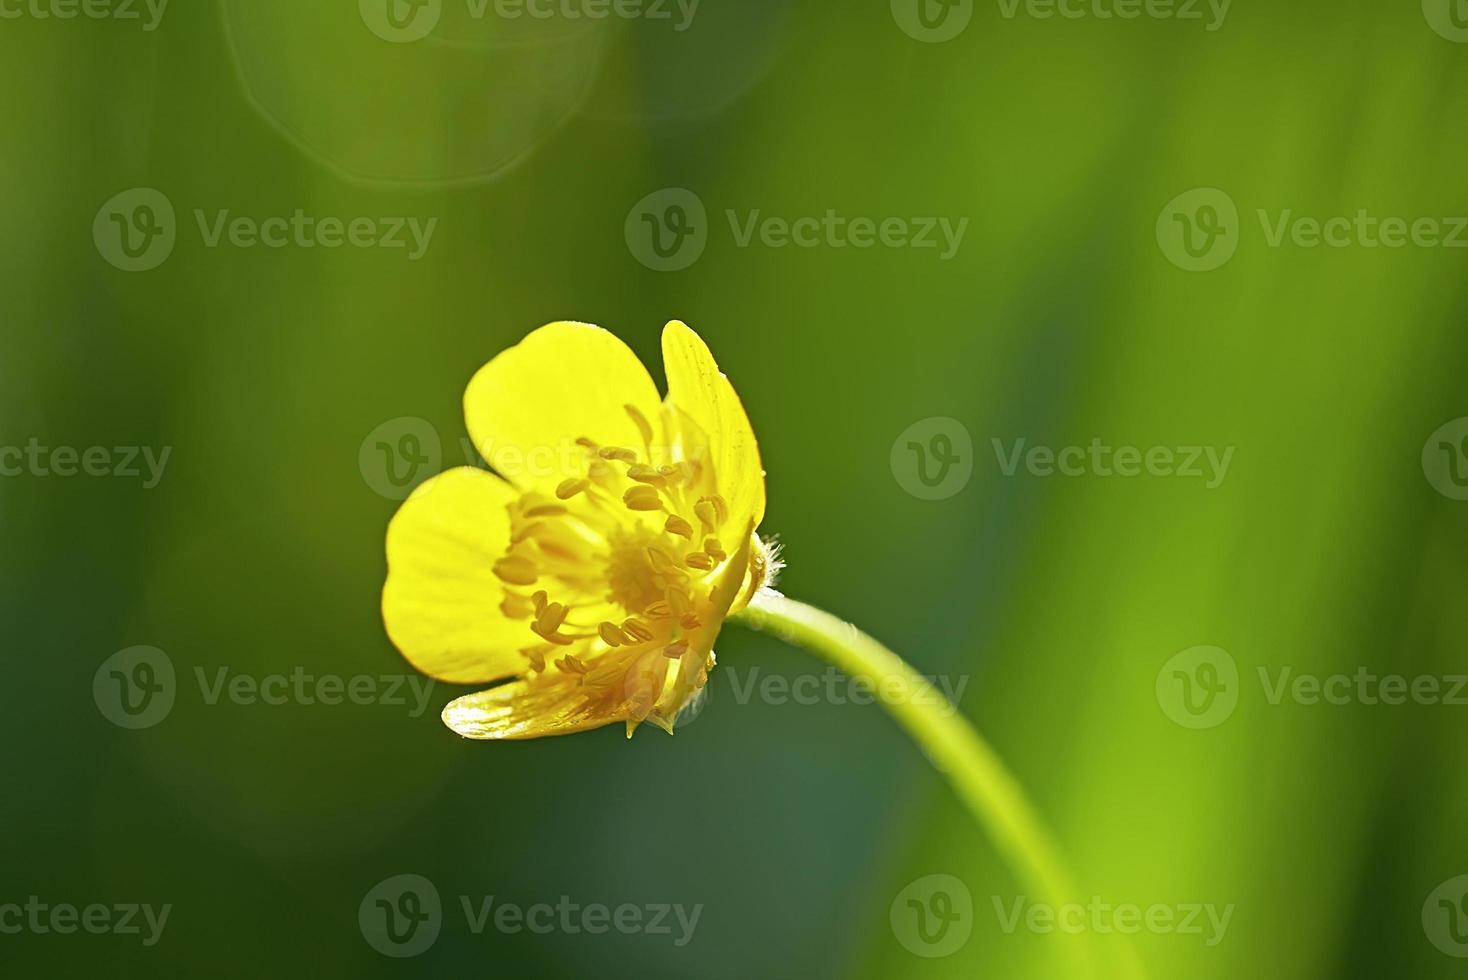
378, 319, 1095, 971
382, 320, 773, 739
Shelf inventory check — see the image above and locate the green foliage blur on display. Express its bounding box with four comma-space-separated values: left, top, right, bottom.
2, 1, 1467, 977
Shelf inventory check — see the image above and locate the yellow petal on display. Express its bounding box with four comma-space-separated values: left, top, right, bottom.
442, 674, 617, 740
464, 322, 664, 490
660, 320, 766, 533
382, 467, 530, 684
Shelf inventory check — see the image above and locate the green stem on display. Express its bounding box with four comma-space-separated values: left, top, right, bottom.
731, 592, 1135, 979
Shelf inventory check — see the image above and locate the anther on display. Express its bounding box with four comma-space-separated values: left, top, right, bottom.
664, 515, 694, 539
621, 618, 655, 643
598, 446, 638, 463
598, 622, 628, 647
663, 643, 689, 659
694, 495, 728, 530
685, 552, 716, 571
555, 654, 589, 676
626, 465, 666, 485
555, 478, 589, 500
493, 556, 539, 586
623, 486, 663, 512
500, 592, 536, 619
703, 537, 726, 562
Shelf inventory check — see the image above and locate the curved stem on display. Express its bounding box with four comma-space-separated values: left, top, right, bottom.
731, 592, 1137, 979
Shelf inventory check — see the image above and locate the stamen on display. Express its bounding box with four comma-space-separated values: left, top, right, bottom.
685, 552, 716, 572
520, 647, 547, 672
644, 600, 673, 619
626, 465, 666, 486
598, 622, 628, 647
500, 592, 536, 619
625, 404, 655, 447
623, 486, 663, 512
493, 556, 538, 586
598, 446, 638, 463
679, 613, 702, 631
663, 515, 694, 539
694, 495, 728, 530
555, 654, 589, 676
663, 643, 688, 659
646, 547, 683, 575
621, 618, 654, 643
554, 478, 589, 500
524, 503, 568, 518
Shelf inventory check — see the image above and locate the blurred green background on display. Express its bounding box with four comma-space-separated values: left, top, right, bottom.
3, 0, 1468, 977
